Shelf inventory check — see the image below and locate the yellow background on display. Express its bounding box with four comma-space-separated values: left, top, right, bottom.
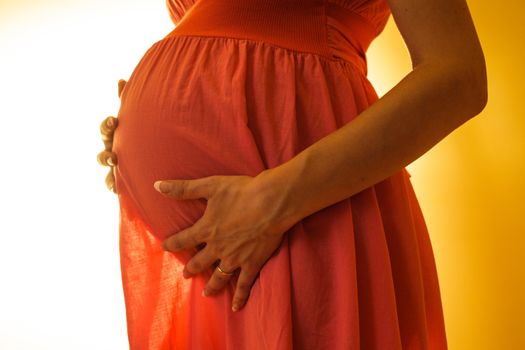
0, 0, 523, 348
369, 1, 525, 349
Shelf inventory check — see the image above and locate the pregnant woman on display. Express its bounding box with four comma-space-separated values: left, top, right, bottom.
98, 0, 487, 348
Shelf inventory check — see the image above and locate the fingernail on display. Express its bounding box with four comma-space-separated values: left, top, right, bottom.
202, 290, 208, 297
232, 304, 239, 312
154, 181, 162, 192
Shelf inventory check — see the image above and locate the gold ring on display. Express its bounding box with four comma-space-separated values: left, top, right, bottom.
216, 265, 235, 276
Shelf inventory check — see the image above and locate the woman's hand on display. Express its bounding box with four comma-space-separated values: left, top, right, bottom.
155, 170, 300, 312
97, 79, 127, 193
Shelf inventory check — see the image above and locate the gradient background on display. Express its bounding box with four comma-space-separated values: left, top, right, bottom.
0, 0, 523, 349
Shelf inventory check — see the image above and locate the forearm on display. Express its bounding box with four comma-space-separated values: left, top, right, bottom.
257, 61, 487, 226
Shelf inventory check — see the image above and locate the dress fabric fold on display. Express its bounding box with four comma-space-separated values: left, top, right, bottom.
111, 0, 448, 348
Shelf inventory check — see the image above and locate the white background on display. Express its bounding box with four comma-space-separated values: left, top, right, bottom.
0, 1, 409, 349
0, 1, 175, 348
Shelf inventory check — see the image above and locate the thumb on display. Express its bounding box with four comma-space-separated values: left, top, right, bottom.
154, 177, 216, 200
118, 79, 127, 98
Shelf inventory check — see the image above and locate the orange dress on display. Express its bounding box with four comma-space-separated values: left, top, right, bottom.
112, 0, 448, 349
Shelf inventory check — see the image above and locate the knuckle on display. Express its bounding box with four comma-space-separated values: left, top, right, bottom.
97, 151, 108, 166
216, 273, 230, 282
207, 286, 221, 295
99, 118, 108, 131
207, 177, 218, 193
211, 240, 224, 253
242, 262, 259, 274
178, 180, 189, 198
106, 116, 118, 129
190, 230, 204, 245
220, 259, 237, 272
188, 261, 202, 272
105, 170, 115, 190
100, 120, 110, 133
107, 153, 117, 166
100, 117, 118, 137
104, 118, 113, 129
237, 282, 252, 293
97, 150, 118, 167
169, 239, 182, 251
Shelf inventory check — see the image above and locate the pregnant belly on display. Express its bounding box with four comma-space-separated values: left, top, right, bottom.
111, 44, 265, 241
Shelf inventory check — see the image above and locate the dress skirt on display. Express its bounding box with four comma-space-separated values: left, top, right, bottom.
111, 0, 448, 348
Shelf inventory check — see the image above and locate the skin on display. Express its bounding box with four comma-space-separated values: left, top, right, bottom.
99, 0, 487, 313
97, 79, 127, 193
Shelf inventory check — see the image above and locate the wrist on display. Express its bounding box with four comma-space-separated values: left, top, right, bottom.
252, 157, 309, 233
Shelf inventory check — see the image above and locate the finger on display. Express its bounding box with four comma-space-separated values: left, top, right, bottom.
231, 265, 259, 312
118, 79, 127, 98
103, 138, 113, 152
105, 168, 116, 192
154, 176, 218, 200
100, 116, 118, 141
183, 246, 217, 278
162, 223, 205, 253
111, 167, 118, 193
203, 262, 238, 297
97, 150, 118, 167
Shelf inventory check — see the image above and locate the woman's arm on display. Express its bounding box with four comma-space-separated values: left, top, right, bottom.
160, 0, 487, 312
255, 0, 488, 227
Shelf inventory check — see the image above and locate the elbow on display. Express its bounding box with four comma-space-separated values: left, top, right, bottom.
476, 80, 488, 115
458, 56, 488, 118
422, 54, 488, 119
468, 70, 488, 116
475, 87, 488, 115
414, 60, 489, 122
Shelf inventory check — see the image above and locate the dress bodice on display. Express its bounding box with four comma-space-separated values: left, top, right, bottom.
328, 0, 391, 36
164, 0, 391, 75
166, 0, 390, 34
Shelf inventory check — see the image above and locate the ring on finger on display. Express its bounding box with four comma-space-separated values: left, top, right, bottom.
216, 265, 235, 276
